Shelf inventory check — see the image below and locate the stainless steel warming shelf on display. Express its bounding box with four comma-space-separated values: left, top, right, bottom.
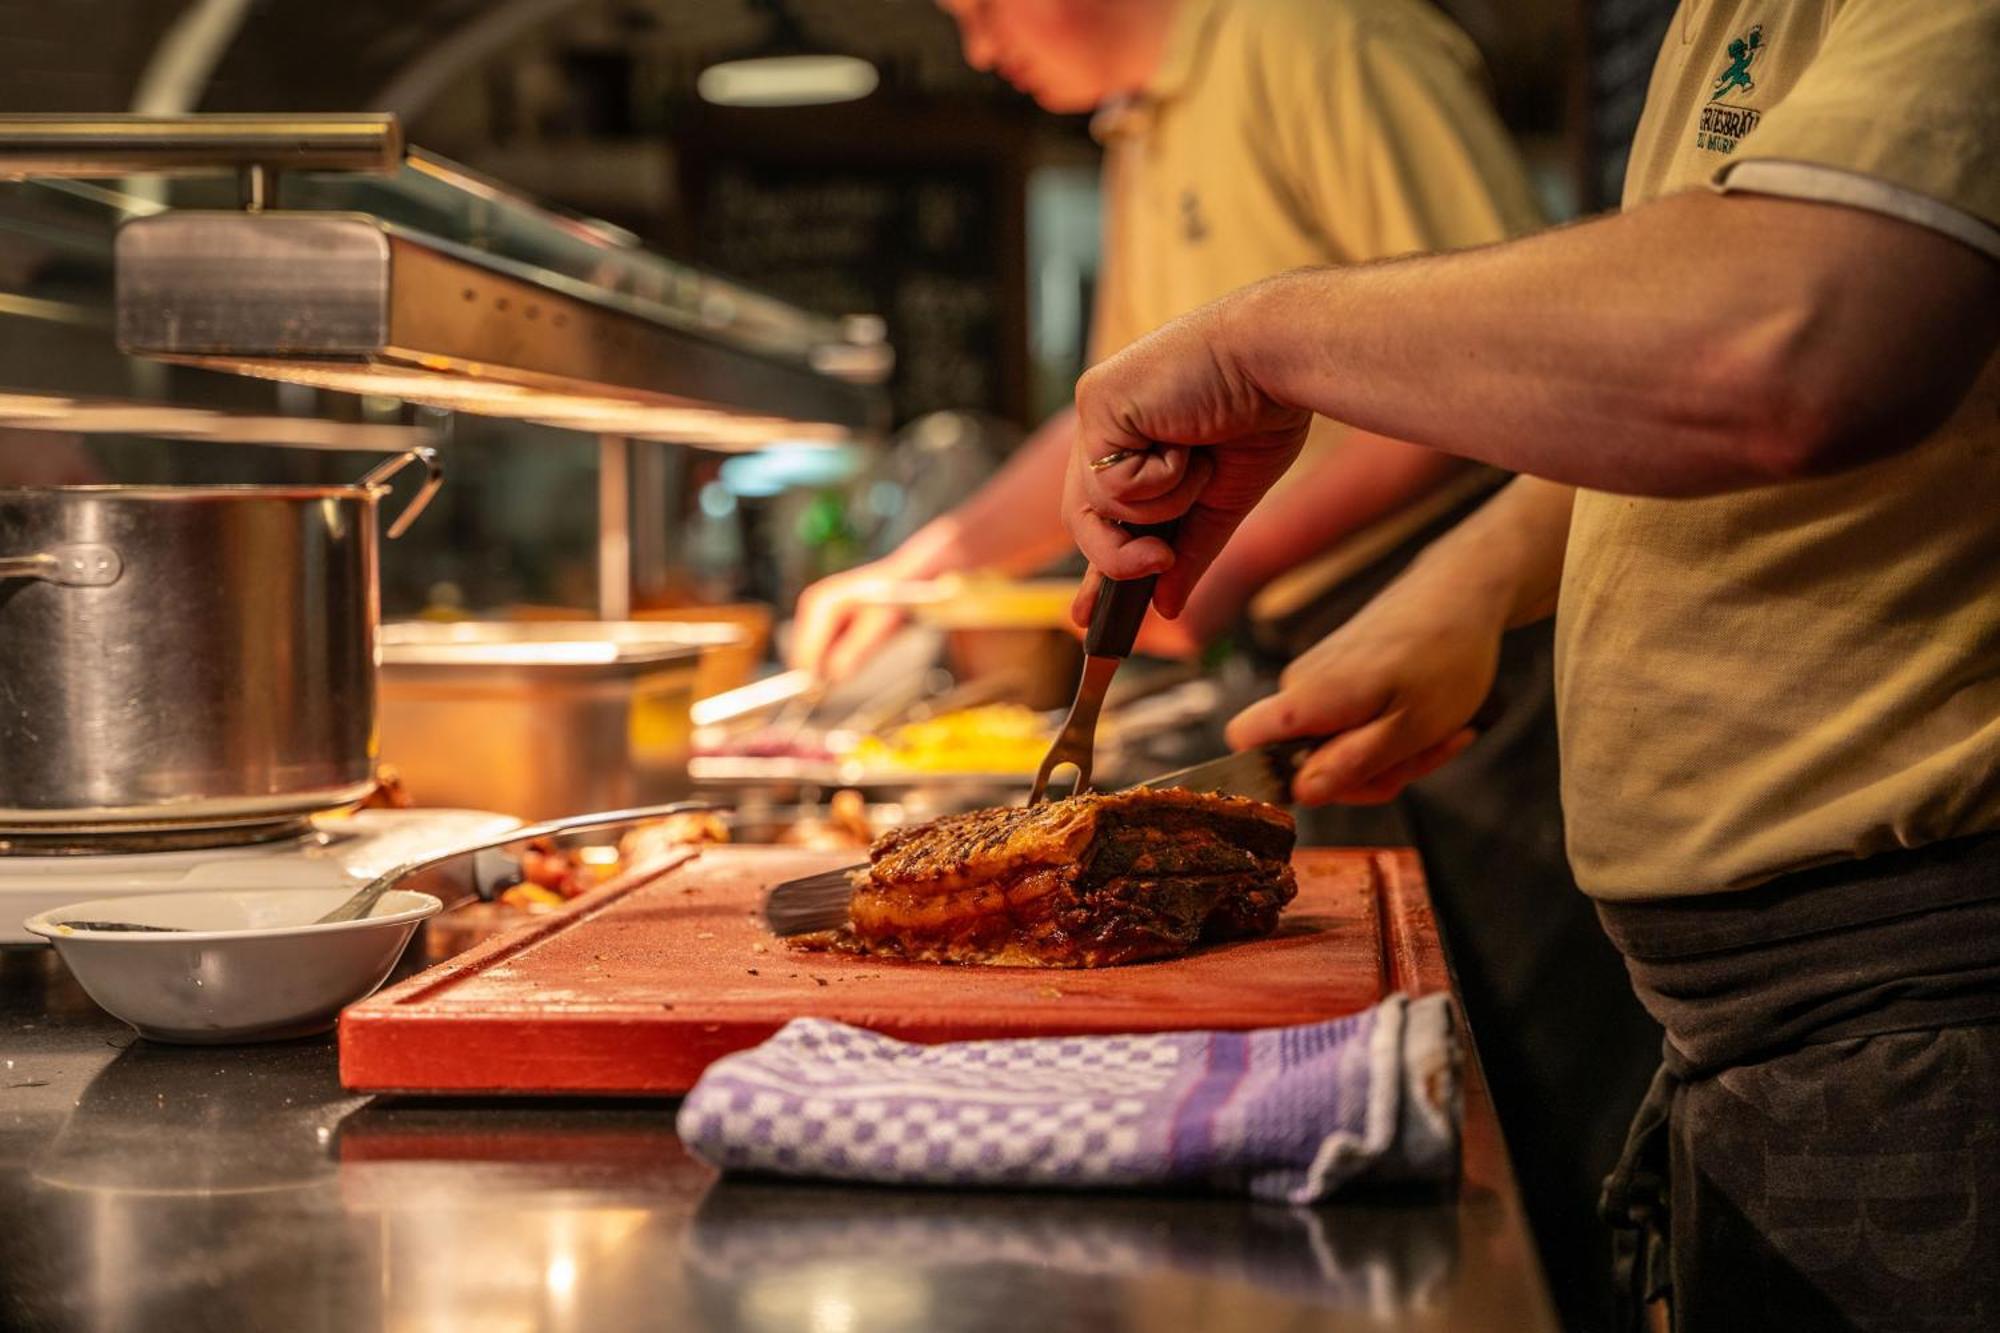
0, 115, 889, 449
113, 210, 873, 446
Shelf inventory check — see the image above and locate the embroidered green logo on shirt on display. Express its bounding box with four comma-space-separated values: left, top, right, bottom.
1696, 23, 1765, 153
1710, 25, 1764, 101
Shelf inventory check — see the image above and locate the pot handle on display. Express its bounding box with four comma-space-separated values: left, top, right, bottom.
0, 544, 122, 587
357, 446, 445, 540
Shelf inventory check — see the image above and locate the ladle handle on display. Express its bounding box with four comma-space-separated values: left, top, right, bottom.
315, 800, 718, 924
358, 446, 445, 539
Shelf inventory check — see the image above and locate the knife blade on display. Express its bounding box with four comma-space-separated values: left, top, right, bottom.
1130, 736, 1325, 806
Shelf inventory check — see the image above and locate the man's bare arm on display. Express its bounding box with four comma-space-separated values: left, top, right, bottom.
1231, 189, 1999, 491
1071, 190, 2000, 604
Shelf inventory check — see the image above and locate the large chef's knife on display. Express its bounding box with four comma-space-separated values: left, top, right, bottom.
761, 736, 1327, 937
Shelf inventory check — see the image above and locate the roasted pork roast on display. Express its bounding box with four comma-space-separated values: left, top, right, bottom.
821, 787, 1298, 967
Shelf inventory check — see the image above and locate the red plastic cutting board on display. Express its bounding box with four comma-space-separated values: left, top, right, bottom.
339, 845, 1436, 1097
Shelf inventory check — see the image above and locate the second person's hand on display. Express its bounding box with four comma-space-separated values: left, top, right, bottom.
1225, 573, 1506, 805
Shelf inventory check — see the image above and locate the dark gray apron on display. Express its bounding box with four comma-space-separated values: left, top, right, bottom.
1596, 832, 2000, 1331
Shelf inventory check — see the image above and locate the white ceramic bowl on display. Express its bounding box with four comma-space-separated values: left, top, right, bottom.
24, 888, 441, 1044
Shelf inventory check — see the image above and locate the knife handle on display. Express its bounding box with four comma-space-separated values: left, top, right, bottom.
1084, 521, 1179, 659
1263, 736, 1330, 782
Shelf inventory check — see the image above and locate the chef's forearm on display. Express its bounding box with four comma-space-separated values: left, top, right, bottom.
1223, 189, 2000, 496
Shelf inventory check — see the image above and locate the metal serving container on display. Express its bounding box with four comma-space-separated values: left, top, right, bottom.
0, 451, 441, 838
377, 622, 723, 821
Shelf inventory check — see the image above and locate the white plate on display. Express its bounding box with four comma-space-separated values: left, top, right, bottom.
25, 888, 441, 1044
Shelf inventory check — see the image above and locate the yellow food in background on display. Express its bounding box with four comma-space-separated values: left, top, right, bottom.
500, 884, 568, 913
850, 704, 1051, 774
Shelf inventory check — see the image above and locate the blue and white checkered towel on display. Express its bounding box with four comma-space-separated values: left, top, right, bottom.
677, 992, 1458, 1204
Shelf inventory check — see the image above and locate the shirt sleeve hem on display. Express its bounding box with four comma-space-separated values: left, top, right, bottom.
1714, 159, 2000, 263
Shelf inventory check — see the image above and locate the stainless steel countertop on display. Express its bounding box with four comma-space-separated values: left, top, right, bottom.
0, 943, 1557, 1332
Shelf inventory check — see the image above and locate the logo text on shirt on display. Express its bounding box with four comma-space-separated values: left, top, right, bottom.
1697, 103, 1762, 153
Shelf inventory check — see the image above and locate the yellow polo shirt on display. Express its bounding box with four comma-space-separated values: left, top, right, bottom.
1555, 0, 2000, 898
1090, 0, 1544, 371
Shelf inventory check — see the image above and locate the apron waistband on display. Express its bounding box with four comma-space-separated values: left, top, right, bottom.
1596, 832, 2000, 1073
1596, 831, 2000, 960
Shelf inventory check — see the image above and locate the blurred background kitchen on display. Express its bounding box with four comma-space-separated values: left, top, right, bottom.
0, 4, 1687, 1327
0, 0, 1665, 841
0, 0, 1669, 620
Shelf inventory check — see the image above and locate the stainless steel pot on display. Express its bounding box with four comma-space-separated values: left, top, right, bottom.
0, 450, 442, 836
376, 621, 710, 821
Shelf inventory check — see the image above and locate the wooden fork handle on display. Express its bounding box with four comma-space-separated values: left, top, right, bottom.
1084, 521, 1179, 659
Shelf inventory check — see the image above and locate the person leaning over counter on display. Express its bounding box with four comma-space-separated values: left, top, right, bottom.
1062, 1, 2000, 1326
791, 0, 1544, 679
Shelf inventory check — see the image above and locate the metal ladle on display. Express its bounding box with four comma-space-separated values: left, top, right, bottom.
56, 801, 716, 933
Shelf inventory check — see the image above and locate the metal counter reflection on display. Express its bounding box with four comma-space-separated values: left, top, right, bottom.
332, 1097, 1457, 1332
25, 1034, 375, 1333
685, 1180, 1456, 1330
